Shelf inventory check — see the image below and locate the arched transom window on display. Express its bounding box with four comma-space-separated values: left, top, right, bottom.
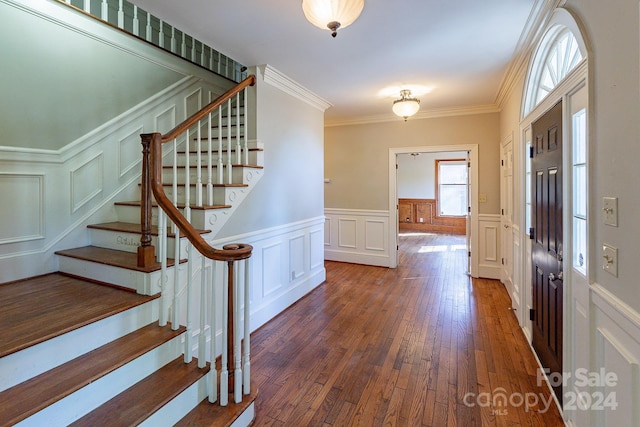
523, 26, 585, 115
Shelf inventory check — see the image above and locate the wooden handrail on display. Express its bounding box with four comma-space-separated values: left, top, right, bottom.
162, 75, 256, 143
137, 76, 256, 266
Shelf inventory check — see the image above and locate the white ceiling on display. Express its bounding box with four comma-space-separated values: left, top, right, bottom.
131, 0, 537, 124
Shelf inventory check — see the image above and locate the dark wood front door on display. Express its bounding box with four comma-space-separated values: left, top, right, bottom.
531, 101, 563, 403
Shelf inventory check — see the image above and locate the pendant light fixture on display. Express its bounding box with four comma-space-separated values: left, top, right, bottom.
302, 0, 364, 38
392, 89, 420, 121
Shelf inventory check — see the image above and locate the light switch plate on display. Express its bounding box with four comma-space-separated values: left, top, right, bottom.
603, 197, 618, 227
602, 244, 618, 277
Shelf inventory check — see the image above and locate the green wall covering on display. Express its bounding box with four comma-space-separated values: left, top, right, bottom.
0, 2, 184, 150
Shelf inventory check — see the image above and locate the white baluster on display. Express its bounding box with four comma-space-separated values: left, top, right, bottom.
159, 209, 169, 326
181, 33, 187, 58
235, 93, 241, 165
200, 43, 206, 67
209, 47, 214, 71
117, 0, 124, 28
101, 0, 108, 20
227, 99, 233, 184
83, 0, 90, 12
196, 121, 203, 207
132, 6, 139, 36
243, 258, 251, 395
191, 38, 197, 62
185, 242, 193, 362
217, 105, 224, 185
220, 263, 229, 406
158, 20, 165, 48
171, 27, 176, 54
216, 51, 221, 75
145, 12, 152, 42
171, 139, 180, 330
207, 97, 214, 205
243, 88, 249, 165
234, 261, 242, 404
208, 260, 218, 403
198, 257, 207, 367
184, 129, 191, 220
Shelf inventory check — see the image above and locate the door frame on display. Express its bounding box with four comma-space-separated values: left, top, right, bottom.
388, 144, 479, 276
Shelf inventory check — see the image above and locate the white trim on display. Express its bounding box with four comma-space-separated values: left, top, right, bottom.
389, 145, 479, 275
259, 64, 332, 112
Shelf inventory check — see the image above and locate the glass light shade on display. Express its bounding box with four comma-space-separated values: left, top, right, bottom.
302, 0, 364, 37
392, 90, 420, 120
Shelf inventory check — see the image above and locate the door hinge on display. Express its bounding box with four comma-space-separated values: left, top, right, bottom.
501, 208, 504, 215
397, 245, 399, 250
468, 251, 471, 257
529, 146, 534, 158
529, 308, 535, 321
501, 159, 504, 166
468, 206, 471, 213
468, 161, 471, 168
501, 257, 505, 265
529, 227, 535, 239
396, 163, 398, 169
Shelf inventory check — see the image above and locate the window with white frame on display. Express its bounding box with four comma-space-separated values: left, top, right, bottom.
572, 108, 587, 275
437, 160, 468, 216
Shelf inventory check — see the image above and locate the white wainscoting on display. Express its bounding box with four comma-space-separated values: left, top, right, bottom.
589, 284, 640, 426
478, 214, 501, 279
210, 216, 327, 332
0, 76, 230, 284
324, 209, 391, 268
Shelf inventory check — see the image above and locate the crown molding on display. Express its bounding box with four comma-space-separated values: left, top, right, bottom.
494, 0, 563, 108
258, 64, 332, 112
325, 104, 500, 127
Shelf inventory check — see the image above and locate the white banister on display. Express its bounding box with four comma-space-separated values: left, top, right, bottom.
145, 12, 152, 42
159, 209, 168, 327
207, 100, 214, 205
171, 138, 180, 330
101, 0, 108, 20
196, 121, 203, 207
117, 0, 124, 28
198, 256, 207, 368
132, 6, 139, 37
243, 88, 249, 165
226, 99, 233, 184
83, 0, 90, 12
233, 261, 242, 404
158, 20, 165, 48
235, 93, 241, 165
217, 105, 224, 185
220, 262, 229, 406
243, 258, 251, 394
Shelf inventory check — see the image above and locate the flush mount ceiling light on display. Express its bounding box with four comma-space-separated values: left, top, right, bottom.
392, 89, 421, 121
302, 0, 364, 38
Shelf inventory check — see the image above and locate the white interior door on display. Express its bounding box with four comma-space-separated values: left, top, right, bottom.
501, 139, 516, 308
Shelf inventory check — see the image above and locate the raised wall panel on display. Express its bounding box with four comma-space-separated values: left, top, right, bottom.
310, 229, 324, 270
155, 106, 176, 135
289, 235, 305, 281
119, 126, 143, 177
365, 220, 385, 251
70, 153, 103, 213
261, 242, 282, 298
338, 218, 357, 249
185, 88, 202, 118
324, 217, 332, 246
482, 225, 498, 261
0, 174, 44, 244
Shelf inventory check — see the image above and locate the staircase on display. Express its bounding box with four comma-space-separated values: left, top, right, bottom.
0, 78, 259, 426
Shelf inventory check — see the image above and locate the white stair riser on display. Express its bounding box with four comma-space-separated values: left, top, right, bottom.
175, 150, 263, 167
17, 334, 185, 427
164, 185, 248, 207
139, 376, 209, 427
161, 165, 248, 185
0, 299, 160, 393
58, 255, 175, 294
88, 228, 189, 259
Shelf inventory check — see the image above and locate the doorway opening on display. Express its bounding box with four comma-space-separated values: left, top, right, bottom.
388, 145, 479, 276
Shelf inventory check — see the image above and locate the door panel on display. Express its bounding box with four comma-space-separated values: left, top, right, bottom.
531, 101, 563, 403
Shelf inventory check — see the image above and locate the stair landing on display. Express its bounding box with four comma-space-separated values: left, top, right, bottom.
0, 273, 158, 358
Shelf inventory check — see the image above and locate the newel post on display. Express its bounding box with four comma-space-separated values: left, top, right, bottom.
138, 133, 157, 268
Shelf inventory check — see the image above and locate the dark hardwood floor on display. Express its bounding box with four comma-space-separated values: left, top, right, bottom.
250, 232, 564, 426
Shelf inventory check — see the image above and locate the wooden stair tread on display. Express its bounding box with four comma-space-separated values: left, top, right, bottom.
114, 200, 232, 210
0, 323, 185, 426
55, 246, 182, 273
69, 357, 209, 426
176, 386, 258, 427
86, 221, 211, 236
0, 273, 157, 358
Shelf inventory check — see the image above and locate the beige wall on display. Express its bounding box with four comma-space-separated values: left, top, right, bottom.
325, 113, 501, 214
